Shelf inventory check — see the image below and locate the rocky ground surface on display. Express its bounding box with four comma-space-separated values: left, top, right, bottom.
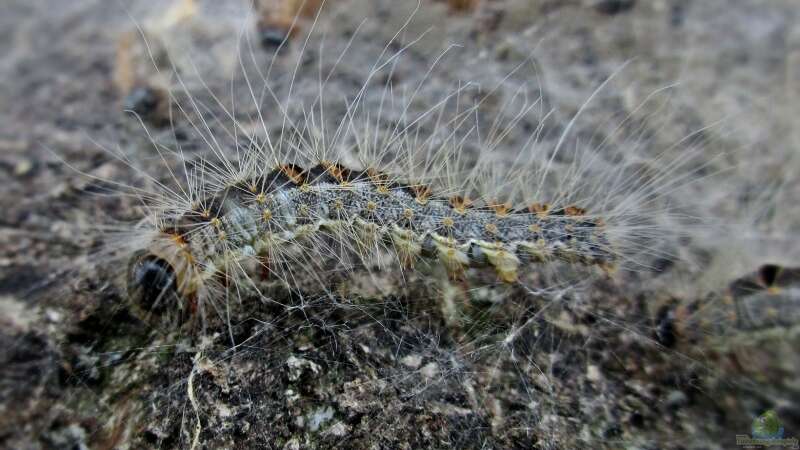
1, 0, 799, 448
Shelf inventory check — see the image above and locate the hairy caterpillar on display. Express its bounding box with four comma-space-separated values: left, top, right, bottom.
101, 0, 705, 331
127, 145, 616, 321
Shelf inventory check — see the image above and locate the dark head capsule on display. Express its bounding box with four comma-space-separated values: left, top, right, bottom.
127, 251, 178, 314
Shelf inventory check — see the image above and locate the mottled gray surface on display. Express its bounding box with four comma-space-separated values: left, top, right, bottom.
1, 0, 799, 449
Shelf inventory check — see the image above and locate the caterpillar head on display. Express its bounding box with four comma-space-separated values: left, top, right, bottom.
127, 251, 178, 313
126, 233, 200, 323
